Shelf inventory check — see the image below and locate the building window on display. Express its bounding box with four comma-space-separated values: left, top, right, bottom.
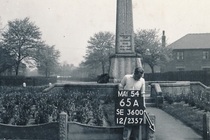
202, 68, 210, 71
203, 51, 209, 60
176, 67, 185, 71
176, 51, 184, 60
202, 66, 210, 71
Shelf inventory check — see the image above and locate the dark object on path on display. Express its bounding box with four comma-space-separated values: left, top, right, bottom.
97, 74, 109, 83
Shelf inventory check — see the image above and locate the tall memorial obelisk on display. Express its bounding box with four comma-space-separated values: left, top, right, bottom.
109, 0, 142, 82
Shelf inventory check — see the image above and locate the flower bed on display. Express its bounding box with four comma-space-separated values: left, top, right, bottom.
0, 86, 105, 126
162, 82, 210, 112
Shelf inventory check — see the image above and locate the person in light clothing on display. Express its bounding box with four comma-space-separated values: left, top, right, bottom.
119, 67, 145, 140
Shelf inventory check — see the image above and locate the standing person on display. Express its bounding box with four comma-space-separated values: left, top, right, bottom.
119, 67, 145, 140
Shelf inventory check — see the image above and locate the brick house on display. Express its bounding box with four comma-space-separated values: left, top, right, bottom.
162, 33, 210, 72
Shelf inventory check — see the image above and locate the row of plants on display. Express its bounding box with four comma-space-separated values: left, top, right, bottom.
0, 86, 105, 126
163, 88, 210, 111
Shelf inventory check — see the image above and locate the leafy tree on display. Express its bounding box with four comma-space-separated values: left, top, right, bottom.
0, 17, 15, 74
36, 44, 60, 77
83, 31, 115, 75
135, 29, 171, 73
0, 46, 15, 74
1, 17, 42, 75
57, 62, 76, 76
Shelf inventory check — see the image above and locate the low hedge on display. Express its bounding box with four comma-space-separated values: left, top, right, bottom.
0, 76, 57, 86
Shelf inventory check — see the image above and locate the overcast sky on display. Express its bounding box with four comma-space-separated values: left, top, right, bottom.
0, 0, 210, 66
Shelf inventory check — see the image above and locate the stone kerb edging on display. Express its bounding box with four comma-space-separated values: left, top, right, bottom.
148, 81, 191, 95
0, 122, 57, 127
150, 81, 210, 92
42, 82, 118, 93
154, 81, 191, 97
158, 81, 191, 87
68, 121, 123, 129
190, 81, 210, 90
190, 81, 210, 99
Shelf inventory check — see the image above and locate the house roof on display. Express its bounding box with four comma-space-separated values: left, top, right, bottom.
168, 33, 210, 49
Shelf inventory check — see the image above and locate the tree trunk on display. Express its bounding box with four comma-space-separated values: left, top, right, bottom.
151, 66, 155, 80
15, 62, 20, 76
45, 68, 48, 77
151, 66, 155, 74
102, 61, 105, 74
148, 64, 155, 80
16, 47, 22, 76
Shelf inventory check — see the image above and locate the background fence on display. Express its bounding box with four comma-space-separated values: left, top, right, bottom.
145, 70, 210, 86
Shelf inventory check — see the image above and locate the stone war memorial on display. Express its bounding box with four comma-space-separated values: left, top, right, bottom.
109, 0, 142, 82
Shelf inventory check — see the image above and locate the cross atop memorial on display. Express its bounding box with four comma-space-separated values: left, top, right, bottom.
109, 0, 142, 82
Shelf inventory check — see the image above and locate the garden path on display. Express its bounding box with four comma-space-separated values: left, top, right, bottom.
147, 107, 203, 140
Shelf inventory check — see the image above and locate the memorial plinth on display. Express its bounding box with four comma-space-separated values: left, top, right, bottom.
109, 54, 142, 83
109, 0, 142, 82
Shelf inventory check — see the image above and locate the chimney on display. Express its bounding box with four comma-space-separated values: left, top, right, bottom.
162, 30, 166, 47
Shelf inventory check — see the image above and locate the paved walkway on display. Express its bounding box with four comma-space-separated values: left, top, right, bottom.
146, 107, 203, 140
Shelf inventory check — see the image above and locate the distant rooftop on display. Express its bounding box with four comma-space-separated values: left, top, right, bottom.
168, 33, 210, 49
